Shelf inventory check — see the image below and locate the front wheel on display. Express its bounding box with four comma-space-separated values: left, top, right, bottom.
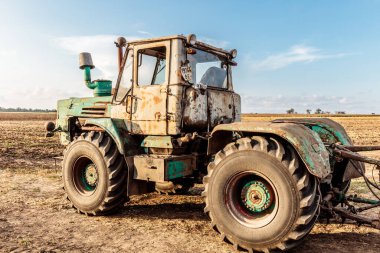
62, 131, 128, 215
203, 136, 320, 252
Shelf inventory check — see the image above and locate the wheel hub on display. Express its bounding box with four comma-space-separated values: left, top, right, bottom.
83, 164, 98, 187
241, 180, 274, 213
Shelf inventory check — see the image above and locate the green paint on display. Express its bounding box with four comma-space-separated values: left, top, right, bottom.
84, 118, 131, 155
311, 125, 350, 145
56, 96, 112, 145
362, 199, 380, 205
55, 96, 138, 155
84, 66, 93, 86
349, 196, 380, 205
83, 66, 112, 97
57, 96, 112, 121
210, 121, 331, 178
241, 180, 273, 213
167, 161, 186, 179
80, 164, 97, 191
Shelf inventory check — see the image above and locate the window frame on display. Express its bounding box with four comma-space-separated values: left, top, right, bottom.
185, 46, 233, 91
133, 42, 170, 87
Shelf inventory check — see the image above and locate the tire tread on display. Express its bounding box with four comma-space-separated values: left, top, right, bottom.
202, 136, 320, 252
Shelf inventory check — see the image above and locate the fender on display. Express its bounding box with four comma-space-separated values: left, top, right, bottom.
272, 118, 363, 181
83, 118, 137, 156
208, 121, 331, 178
272, 118, 352, 145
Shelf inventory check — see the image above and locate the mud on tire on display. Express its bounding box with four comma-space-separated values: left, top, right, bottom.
202, 136, 320, 252
62, 131, 128, 215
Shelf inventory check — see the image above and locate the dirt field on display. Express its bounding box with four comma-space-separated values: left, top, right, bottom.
1, 113, 380, 252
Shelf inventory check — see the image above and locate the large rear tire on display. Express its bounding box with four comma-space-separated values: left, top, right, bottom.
62, 131, 128, 215
203, 136, 320, 252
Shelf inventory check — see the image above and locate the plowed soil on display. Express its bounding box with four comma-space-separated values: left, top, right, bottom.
0, 114, 379, 252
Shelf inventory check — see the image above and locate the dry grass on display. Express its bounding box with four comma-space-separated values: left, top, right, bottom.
0, 114, 380, 252
0, 112, 56, 121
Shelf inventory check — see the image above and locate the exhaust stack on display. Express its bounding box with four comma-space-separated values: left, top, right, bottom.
115, 37, 127, 72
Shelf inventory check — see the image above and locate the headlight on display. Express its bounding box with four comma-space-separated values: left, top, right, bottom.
45, 121, 56, 132
187, 34, 197, 45
230, 49, 237, 58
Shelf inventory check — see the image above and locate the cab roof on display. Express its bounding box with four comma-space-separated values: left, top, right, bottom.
127, 34, 231, 56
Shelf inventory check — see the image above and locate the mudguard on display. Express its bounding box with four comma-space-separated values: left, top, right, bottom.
83, 118, 137, 156
208, 121, 331, 178
273, 118, 363, 180
272, 118, 352, 145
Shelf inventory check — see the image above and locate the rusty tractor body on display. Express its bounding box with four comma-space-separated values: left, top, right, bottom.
47, 34, 380, 252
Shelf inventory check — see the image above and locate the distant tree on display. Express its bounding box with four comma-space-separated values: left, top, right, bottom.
0, 107, 56, 112
286, 108, 295, 114
315, 108, 322, 114
335, 111, 346, 115
306, 109, 311, 114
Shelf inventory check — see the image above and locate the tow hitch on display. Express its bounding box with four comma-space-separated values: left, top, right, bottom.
323, 143, 380, 229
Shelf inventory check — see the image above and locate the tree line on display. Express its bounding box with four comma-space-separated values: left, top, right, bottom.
0, 107, 56, 112
286, 108, 346, 115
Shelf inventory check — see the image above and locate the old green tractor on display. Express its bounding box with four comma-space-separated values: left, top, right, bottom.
46, 34, 380, 252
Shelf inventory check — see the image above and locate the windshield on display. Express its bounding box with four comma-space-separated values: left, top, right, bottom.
187, 49, 229, 89
115, 49, 133, 102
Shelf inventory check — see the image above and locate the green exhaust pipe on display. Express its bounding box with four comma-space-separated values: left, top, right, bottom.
79, 52, 111, 97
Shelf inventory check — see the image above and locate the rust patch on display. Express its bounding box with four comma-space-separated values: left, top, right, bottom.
153, 96, 161, 104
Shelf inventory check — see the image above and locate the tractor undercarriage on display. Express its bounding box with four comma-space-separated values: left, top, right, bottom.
322, 143, 380, 229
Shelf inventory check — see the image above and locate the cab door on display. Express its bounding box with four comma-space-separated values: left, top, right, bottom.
130, 41, 170, 135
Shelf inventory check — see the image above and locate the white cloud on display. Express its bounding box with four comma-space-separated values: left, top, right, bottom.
251, 45, 347, 71
138, 30, 154, 36
338, 97, 347, 104
0, 49, 17, 56
0, 86, 89, 109
54, 35, 141, 80
198, 36, 230, 49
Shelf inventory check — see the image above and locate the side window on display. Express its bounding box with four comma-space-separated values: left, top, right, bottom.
137, 46, 166, 86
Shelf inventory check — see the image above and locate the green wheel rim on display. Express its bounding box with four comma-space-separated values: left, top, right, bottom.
241, 180, 274, 213
72, 156, 99, 195
80, 164, 98, 191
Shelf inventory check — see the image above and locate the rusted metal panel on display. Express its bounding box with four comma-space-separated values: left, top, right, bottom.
128, 35, 186, 46
208, 121, 331, 178
233, 93, 241, 122
208, 89, 235, 127
83, 118, 139, 156
141, 136, 173, 148
166, 84, 183, 135
337, 145, 380, 152
183, 87, 208, 129
272, 118, 352, 145
273, 118, 364, 180
333, 144, 380, 167
129, 40, 171, 135
110, 104, 129, 120
182, 87, 241, 131
133, 155, 196, 182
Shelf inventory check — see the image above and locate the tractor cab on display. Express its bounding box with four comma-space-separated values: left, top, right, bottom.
109, 34, 241, 135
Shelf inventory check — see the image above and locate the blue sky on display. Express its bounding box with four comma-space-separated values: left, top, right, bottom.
0, 0, 380, 113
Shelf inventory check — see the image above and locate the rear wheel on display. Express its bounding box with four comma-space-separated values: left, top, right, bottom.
203, 136, 320, 252
62, 131, 128, 215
